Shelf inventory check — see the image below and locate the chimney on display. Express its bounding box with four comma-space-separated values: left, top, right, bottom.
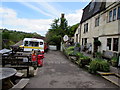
61, 13, 64, 18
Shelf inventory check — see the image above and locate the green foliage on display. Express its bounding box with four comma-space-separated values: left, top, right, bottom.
78, 56, 91, 67
66, 46, 75, 51
76, 52, 84, 57
94, 52, 102, 58
46, 15, 79, 50
65, 46, 83, 57
65, 46, 76, 56
76, 43, 80, 47
67, 50, 74, 56
46, 17, 68, 50
89, 59, 110, 73
111, 56, 118, 62
111, 56, 118, 67
67, 23, 79, 37
2, 29, 41, 49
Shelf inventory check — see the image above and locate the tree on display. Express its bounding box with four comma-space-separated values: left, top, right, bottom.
46, 14, 69, 50
67, 23, 79, 37
2, 29, 41, 49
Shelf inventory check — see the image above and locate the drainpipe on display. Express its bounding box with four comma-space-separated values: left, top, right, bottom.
79, 24, 82, 45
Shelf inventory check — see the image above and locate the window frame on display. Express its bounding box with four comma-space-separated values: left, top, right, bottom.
84, 23, 88, 33
118, 6, 120, 19
109, 10, 113, 22
113, 8, 117, 21
113, 38, 119, 51
107, 38, 112, 50
95, 16, 100, 27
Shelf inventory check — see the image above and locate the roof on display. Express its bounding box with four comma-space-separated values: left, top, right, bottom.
80, 1, 106, 23
0, 49, 11, 54
23, 38, 44, 42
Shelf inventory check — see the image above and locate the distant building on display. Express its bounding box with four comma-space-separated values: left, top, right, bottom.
75, 1, 120, 54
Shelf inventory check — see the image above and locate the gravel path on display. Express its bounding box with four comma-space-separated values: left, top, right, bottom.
24, 50, 118, 88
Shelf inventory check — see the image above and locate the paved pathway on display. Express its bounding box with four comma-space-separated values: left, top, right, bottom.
24, 51, 118, 88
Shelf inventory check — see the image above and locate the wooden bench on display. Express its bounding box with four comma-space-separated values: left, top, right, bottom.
15, 72, 24, 78
10, 78, 29, 90
5, 65, 30, 77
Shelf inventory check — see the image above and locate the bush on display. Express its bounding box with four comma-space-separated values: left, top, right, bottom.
111, 56, 118, 63
89, 59, 110, 73
67, 51, 74, 56
99, 60, 110, 72
76, 52, 84, 57
95, 52, 102, 58
75, 43, 80, 47
78, 56, 91, 67
66, 46, 75, 51
111, 56, 118, 67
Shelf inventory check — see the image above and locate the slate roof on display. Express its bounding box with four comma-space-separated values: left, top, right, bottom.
80, 1, 106, 23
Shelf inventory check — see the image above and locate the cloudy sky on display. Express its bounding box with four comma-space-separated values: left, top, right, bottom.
0, 1, 90, 36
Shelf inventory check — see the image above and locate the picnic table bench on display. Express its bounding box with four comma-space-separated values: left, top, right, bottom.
9, 78, 29, 90
2, 52, 37, 77
1, 68, 17, 89
15, 72, 24, 78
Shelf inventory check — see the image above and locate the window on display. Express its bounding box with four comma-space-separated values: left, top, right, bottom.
95, 16, 100, 27
76, 34, 78, 42
29, 41, 39, 47
24, 41, 28, 46
113, 38, 119, 51
40, 42, 43, 45
107, 38, 112, 50
85, 38, 87, 45
84, 23, 88, 33
109, 10, 112, 22
82, 38, 87, 45
113, 8, 116, 20
118, 6, 120, 19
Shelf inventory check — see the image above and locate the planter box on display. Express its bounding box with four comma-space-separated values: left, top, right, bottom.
111, 62, 117, 67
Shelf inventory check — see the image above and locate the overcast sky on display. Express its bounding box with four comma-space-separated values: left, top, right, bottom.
0, 1, 90, 36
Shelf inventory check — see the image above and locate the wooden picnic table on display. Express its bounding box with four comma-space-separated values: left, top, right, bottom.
0, 67, 17, 89
0, 67, 17, 80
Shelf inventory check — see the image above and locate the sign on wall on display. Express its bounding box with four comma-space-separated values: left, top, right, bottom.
63, 35, 69, 42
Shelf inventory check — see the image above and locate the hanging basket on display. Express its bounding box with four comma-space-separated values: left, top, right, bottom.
94, 40, 101, 46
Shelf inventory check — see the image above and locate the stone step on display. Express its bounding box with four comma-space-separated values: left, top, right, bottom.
97, 71, 115, 76
102, 75, 120, 87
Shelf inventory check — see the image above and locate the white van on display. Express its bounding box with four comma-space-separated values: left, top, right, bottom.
20, 38, 44, 52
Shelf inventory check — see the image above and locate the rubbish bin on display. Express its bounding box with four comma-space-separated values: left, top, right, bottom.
37, 54, 43, 66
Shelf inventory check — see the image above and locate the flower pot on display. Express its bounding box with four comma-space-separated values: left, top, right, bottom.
111, 61, 117, 67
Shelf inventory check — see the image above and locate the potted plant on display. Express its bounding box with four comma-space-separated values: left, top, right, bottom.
94, 40, 101, 46
111, 56, 118, 67
79, 56, 91, 67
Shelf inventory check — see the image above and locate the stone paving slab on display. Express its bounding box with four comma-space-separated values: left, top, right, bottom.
102, 75, 120, 87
